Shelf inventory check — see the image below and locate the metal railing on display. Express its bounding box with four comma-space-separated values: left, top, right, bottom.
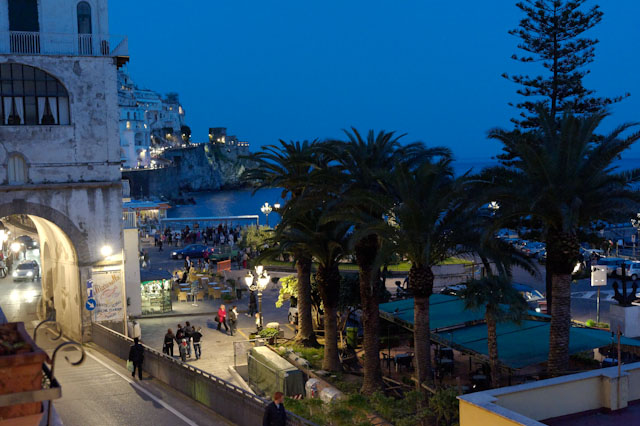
0, 31, 128, 57
91, 323, 316, 426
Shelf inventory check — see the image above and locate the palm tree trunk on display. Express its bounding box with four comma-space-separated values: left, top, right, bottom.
294, 253, 317, 347
548, 272, 571, 375
355, 235, 383, 394
486, 312, 500, 388
546, 230, 579, 376
409, 264, 434, 390
317, 264, 341, 371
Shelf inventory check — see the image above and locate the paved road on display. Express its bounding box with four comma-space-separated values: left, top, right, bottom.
29, 324, 232, 426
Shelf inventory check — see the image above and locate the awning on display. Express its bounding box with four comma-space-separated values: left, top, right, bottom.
379, 296, 640, 369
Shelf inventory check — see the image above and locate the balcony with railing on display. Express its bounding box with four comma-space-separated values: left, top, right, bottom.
0, 31, 128, 58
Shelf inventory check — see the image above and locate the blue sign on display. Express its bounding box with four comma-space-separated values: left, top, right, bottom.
85, 298, 97, 311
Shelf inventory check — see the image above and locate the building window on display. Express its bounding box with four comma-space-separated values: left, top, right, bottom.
7, 154, 27, 184
0, 63, 70, 125
77, 2, 92, 34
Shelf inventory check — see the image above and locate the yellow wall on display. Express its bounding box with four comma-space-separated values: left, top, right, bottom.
459, 400, 525, 426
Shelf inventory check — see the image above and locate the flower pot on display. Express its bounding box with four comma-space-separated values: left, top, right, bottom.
0, 323, 48, 422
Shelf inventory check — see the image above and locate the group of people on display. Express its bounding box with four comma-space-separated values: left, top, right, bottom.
154, 223, 246, 248
215, 304, 238, 335
163, 321, 203, 362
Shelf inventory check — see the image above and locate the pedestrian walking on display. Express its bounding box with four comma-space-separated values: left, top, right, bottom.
175, 324, 187, 362
248, 291, 257, 317
192, 327, 203, 359
229, 305, 238, 336
216, 305, 229, 332
184, 256, 191, 273
185, 321, 194, 358
163, 328, 174, 357
128, 337, 144, 380
255, 313, 263, 332
263, 392, 287, 426
158, 237, 163, 252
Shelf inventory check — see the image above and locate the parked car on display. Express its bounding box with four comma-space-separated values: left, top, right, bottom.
439, 284, 468, 297
15, 235, 38, 250
170, 244, 209, 259
12, 260, 39, 282
596, 257, 626, 276
441, 282, 547, 313
205, 245, 239, 262
512, 283, 547, 313
522, 242, 545, 257
618, 261, 640, 281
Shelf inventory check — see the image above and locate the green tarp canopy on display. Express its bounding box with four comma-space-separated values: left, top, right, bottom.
379, 296, 640, 369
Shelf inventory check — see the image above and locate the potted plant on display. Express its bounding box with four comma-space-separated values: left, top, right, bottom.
0, 322, 48, 424
259, 327, 279, 345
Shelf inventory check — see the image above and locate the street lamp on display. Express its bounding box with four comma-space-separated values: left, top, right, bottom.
261, 203, 273, 227
244, 266, 270, 330
273, 203, 281, 210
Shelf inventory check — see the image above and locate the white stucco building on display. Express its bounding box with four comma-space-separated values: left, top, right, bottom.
118, 69, 150, 168
0, 0, 130, 340
117, 69, 187, 168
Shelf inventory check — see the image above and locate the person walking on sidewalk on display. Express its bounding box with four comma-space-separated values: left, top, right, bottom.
163, 329, 174, 357
248, 291, 257, 317
229, 306, 238, 336
128, 337, 144, 380
263, 392, 287, 426
192, 327, 203, 359
185, 321, 194, 358
216, 305, 229, 333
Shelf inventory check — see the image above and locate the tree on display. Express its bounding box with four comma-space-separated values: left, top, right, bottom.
276, 205, 350, 371
487, 109, 640, 374
460, 275, 528, 387
503, 0, 626, 128
374, 157, 471, 389
325, 129, 443, 394
242, 140, 320, 346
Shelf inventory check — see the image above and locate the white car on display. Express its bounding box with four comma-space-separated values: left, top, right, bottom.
619, 261, 640, 281
12, 260, 40, 282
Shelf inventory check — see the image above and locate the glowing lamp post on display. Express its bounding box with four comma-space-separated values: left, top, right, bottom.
244, 266, 270, 329
261, 202, 273, 227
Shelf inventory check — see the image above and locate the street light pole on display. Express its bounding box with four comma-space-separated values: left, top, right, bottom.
261, 203, 273, 227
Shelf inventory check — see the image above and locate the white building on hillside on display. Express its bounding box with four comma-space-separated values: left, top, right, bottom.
118, 69, 150, 168
117, 69, 187, 167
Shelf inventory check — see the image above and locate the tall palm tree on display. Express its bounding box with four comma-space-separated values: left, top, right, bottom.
242, 140, 319, 346
324, 129, 445, 394
373, 157, 472, 389
460, 275, 527, 388
275, 203, 350, 371
487, 110, 640, 375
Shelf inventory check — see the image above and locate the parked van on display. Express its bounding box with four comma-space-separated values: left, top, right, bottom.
618, 261, 640, 281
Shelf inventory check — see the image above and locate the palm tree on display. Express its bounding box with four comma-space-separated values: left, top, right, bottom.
275, 204, 350, 371
487, 110, 640, 375
460, 275, 528, 388
242, 140, 319, 346
324, 129, 445, 394
374, 157, 471, 389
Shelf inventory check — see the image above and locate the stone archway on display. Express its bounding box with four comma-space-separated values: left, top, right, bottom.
0, 201, 89, 341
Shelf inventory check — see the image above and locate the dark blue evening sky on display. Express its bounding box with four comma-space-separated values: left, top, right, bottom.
108, 1, 640, 160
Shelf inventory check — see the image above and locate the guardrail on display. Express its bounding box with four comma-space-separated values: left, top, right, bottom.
91, 322, 316, 426
0, 31, 128, 57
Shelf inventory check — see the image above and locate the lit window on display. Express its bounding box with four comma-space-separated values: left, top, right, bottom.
7, 153, 27, 184
0, 63, 70, 126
